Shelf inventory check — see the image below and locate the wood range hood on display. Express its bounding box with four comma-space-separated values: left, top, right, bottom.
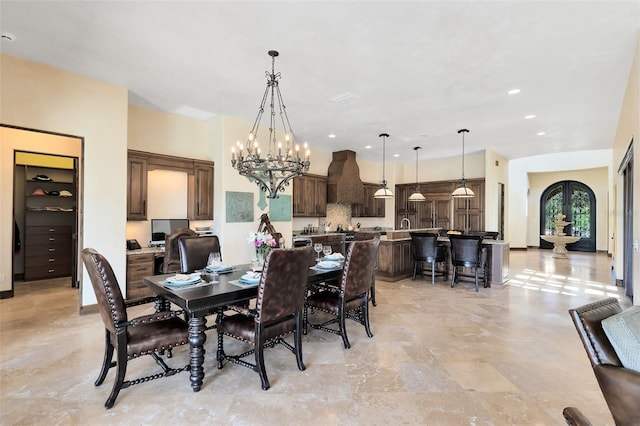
327, 150, 365, 204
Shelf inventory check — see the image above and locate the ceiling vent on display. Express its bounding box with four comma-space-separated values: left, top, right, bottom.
327, 150, 365, 205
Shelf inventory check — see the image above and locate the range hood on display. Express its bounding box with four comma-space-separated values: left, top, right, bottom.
327, 150, 365, 204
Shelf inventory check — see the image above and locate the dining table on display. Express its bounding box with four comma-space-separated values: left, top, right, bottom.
144, 262, 343, 392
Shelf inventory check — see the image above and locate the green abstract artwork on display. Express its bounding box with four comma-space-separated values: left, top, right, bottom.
225, 191, 254, 223
269, 194, 291, 221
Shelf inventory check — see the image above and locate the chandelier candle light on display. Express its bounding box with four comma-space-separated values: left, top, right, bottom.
231, 50, 310, 199
374, 133, 394, 199
451, 128, 475, 198
408, 146, 426, 202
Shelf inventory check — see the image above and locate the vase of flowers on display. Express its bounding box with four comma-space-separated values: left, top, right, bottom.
248, 231, 277, 269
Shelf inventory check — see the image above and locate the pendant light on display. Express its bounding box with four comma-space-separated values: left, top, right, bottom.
374, 133, 394, 199
408, 146, 426, 202
451, 128, 475, 198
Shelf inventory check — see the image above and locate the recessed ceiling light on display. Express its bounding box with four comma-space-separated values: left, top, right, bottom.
508, 89, 521, 95
524, 114, 536, 119
365, 145, 372, 149
393, 154, 400, 157
328, 134, 336, 138
537, 132, 546, 136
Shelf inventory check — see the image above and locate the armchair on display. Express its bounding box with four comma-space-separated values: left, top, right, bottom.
564, 297, 640, 425
82, 248, 189, 409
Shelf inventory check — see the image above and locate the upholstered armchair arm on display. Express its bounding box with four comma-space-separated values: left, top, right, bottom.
562, 406, 593, 426
117, 309, 186, 330
594, 364, 640, 424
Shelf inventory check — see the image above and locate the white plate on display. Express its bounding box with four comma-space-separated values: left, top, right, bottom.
323, 253, 344, 261
316, 261, 342, 269
165, 273, 202, 285
239, 272, 261, 284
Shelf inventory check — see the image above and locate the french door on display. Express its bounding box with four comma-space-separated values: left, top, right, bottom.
539, 180, 596, 252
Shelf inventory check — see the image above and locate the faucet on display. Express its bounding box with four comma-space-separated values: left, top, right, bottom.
400, 217, 411, 230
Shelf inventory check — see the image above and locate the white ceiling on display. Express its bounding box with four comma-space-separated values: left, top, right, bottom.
1, 1, 639, 163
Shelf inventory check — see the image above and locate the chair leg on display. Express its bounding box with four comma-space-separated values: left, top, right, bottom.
475, 267, 479, 292
362, 298, 373, 339
294, 314, 306, 371
105, 342, 127, 409
255, 332, 270, 390
338, 306, 351, 349
370, 274, 377, 307
95, 329, 114, 386
451, 266, 457, 288
216, 320, 225, 369
412, 260, 418, 280
431, 260, 435, 285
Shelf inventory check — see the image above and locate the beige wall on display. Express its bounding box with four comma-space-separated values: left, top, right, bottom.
485, 150, 509, 237
612, 34, 639, 305
527, 167, 609, 251
1, 54, 128, 308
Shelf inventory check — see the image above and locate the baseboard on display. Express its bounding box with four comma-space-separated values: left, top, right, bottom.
510, 247, 528, 251
0, 289, 15, 299
79, 304, 99, 315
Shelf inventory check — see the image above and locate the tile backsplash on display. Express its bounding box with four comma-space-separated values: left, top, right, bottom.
324, 203, 352, 231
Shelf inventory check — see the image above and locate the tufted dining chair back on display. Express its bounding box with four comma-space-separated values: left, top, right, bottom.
163, 228, 197, 273
178, 235, 221, 273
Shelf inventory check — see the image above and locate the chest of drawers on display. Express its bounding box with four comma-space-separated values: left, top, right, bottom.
24, 225, 72, 280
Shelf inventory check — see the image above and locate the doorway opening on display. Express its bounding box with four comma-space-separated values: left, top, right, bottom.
539, 180, 596, 252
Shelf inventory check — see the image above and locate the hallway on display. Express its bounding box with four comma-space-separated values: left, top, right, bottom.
0, 249, 630, 425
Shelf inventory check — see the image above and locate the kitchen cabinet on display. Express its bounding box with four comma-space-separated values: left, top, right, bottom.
189, 160, 214, 220
126, 253, 155, 299
293, 174, 327, 217
127, 153, 148, 220
352, 182, 385, 218
452, 179, 484, 233
127, 150, 214, 221
377, 238, 413, 281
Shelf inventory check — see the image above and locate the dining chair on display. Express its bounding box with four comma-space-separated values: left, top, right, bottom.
304, 237, 380, 349
177, 235, 221, 273
216, 246, 313, 390
449, 234, 487, 292
353, 231, 380, 306
563, 298, 640, 426
409, 231, 447, 284
81, 248, 189, 409
162, 227, 197, 273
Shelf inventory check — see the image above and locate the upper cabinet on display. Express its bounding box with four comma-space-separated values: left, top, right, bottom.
189, 161, 214, 220
394, 178, 485, 232
126, 150, 214, 221
352, 182, 385, 218
127, 153, 148, 220
293, 174, 327, 217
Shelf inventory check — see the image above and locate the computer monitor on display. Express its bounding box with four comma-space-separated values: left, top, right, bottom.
150, 219, 190, 246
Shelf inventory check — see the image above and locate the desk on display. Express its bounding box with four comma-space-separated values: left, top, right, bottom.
144, 264, 342, 392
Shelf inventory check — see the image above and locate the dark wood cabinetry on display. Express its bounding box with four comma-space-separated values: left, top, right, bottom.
189, 161, 214, 220
126, 150, 214, 221
395, 179, 484, 232
377, 239, 413, 281
293, 174, 327, 217
352, 183, 385, 218
126, 253, 155, 299
127, 153, 148, 220
23, 165, 76, 281
452, 180, 484, 233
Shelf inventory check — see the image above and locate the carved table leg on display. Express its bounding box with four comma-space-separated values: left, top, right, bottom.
188, 316, 207, 392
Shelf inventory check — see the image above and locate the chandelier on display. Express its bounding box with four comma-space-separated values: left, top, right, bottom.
373, 133, 394, 199
408, 146, 426, 202
451, 128, 475, 198
231, 50, 310, 199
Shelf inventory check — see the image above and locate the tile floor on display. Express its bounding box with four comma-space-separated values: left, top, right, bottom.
0, 249, 631, 425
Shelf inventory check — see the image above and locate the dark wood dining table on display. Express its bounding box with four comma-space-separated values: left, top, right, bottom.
144, 263, 342, 392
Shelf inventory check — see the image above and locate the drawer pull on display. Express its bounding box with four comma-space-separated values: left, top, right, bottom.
49, 228, 55, 232
48, 269, 55, 273
49, 237, 56, 241
48, 258, 56, 262
48, 248, 56, 252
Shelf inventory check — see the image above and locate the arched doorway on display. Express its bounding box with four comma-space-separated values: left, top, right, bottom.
540, 180, 596, 252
